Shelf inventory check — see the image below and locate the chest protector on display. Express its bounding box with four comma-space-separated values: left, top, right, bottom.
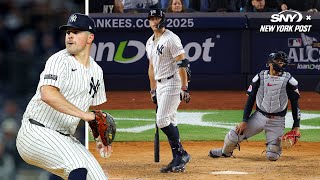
256, 70, 291, 113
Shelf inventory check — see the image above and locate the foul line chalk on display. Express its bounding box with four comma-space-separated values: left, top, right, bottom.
210, 171, 249, 175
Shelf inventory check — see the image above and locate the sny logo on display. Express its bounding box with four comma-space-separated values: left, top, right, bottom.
156, 44, 164, 55
260, 10, 312, 33
89, 77, 100, 98
270, 10, 303, 23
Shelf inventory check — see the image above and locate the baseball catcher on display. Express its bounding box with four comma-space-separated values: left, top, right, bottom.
209, 51, 301, 161
89, 110, 116, 158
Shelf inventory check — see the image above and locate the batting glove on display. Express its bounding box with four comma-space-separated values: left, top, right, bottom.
180, 86, 191, 103
150, 90, 157, 104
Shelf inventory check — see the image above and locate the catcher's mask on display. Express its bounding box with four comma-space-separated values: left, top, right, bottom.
267, 51, 289, 72
147, 9, 166, 29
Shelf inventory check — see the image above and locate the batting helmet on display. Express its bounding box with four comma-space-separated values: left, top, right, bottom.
147, 9, 166, 29
267, 51, 289, 72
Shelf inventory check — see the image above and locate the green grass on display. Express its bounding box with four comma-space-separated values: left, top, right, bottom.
89, 110, 320, 142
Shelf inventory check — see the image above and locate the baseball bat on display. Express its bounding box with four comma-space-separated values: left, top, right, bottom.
154, 105, 160, 162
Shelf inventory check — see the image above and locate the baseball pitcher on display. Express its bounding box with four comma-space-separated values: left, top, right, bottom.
146, 9, 191, 173
209, 51, 301, 161
16, 13, 110, 179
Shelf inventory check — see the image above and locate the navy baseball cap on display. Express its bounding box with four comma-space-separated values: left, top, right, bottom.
59, 13, 96, 34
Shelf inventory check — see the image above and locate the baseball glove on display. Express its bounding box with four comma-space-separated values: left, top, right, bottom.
89, 110, 116, 146
281, 130, 301, 148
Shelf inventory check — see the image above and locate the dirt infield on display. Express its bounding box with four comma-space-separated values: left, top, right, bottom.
94, 91, 320, 110
90, 91, 320, 180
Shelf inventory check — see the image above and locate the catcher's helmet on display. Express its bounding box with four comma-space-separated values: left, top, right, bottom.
267, 51, 289, 72
147, 9, 166, 29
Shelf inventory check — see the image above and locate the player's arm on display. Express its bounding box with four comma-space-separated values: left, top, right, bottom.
236, 74, 260, 134
243, 74, 260, 122
175, 53, 188, 87
40, 85, 95, 121
287, 77, 301, 132
148, 60, 157, 91
169, 33, 189, 88
148, 60, 158, 104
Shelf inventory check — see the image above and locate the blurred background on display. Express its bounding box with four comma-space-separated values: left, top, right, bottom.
0, 0, 84, 179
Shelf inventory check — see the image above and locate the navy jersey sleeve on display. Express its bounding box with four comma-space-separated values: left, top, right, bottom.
242, 74, 260, 122
287, 76, 301, 128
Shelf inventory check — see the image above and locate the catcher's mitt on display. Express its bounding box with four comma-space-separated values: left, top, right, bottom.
88, 110, 116, 146
281, 130, 300, 148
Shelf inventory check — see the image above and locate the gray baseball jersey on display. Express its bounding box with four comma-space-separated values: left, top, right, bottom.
146, 29, 185, 128
219, 70, 300, 158
16, 49, 107, 179
242, 70, 299, 145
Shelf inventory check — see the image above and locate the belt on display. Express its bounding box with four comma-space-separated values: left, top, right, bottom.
258, 110, 283, 119
29, 119, 70, 136
263, 114, 277, 118
157, 75, 174, 82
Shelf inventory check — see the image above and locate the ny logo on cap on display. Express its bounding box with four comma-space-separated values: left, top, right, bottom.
69, 14, 77, 22
150, 10, 156, 16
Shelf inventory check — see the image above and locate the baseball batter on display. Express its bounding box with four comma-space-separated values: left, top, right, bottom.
209, 51, 301, 161
16, 13, 109, 179
146, 9, 191, 173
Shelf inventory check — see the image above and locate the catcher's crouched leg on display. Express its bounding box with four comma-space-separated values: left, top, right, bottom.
266, 144, 281, 161
222, 129, 241, 156
209, 129, 241, 158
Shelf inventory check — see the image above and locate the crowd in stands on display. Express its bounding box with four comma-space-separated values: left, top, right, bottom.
0, 0, 84, 179
89, 0, 320, 13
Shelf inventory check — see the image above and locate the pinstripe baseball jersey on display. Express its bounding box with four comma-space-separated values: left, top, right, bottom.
146, 29, 185, 80
23, 49, 106, 135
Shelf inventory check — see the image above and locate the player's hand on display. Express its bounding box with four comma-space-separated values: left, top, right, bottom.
96, 138, 113, 158
82, 111, 95, 122
150, 90, 157, 104
180, 86, 191, 103
236, 122, 247, 135
291, 127, 300, 134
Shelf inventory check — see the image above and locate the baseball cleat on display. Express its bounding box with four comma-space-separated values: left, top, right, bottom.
171, 152, 191, 173
160, 159, 174, 173
208, 148, 231, 158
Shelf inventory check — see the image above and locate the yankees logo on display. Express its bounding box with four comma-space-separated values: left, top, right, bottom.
69, 14, 77, 22
89, 77, 100, 98
156, 44, 164, 55
150, 10, 163, 17
150, 10, 156, 16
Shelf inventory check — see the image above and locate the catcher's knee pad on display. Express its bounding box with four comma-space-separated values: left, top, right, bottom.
222, 129, 240, 156
266, 144, 281, 161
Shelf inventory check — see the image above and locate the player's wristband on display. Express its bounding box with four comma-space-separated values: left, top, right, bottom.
242, 118, 249, 123
181, 86, 188, 90
150, 90, 156, 95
